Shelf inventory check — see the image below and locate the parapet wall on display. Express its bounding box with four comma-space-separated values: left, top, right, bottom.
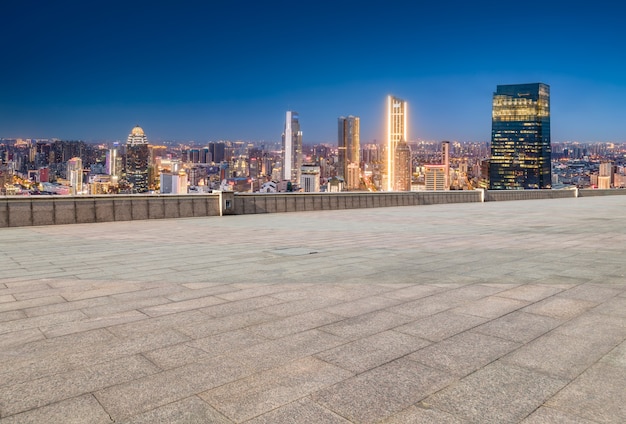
1, 189, 624, 228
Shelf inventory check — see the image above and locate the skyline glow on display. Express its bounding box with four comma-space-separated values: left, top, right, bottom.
2, 1, 625, 144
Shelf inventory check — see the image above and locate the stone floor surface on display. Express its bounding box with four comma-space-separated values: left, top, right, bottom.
0, 196, 625, 423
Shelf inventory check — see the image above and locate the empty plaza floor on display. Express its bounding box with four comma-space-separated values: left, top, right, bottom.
0, 195, 625, 423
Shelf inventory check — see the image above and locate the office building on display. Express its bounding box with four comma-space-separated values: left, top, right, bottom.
394, 140, 412, 191
424, 165, 447, 191
67, 157, 83, 195
386, 95, 408, 191
282, 111, 303, 183
300, 165, 320, 192
338, 115, 360, 189
125, 125, 150, 193
489, 83, 551, 189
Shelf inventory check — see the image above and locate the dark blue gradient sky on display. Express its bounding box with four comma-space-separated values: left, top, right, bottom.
2, 0, 625, 144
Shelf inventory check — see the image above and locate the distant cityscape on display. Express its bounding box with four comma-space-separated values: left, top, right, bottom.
2, 83, 626, 196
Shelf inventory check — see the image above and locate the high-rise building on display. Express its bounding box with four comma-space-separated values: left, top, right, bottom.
489, 83, 551, 189
125, 125, 150, 193
442, 141, 450, 190
393, 140, 411, 191
386, 95, 408, 191
282, 111, 303, 183
300, 165, 320, 192
67, 157, 83, 195
338, 115, 360, 189
424, 165, 447, 191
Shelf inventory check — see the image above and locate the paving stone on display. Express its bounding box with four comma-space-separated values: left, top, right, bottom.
187, 328, 268, 357
245, 398, 351, 424
0, 310, 25, 324
259, 296, 345, 317
0, 394, 112, 424
0, 327, 44, 350
312, 357, 454, 424
0, 295, 14, 304
396, 311, 488, 342
501, 332, 619, 379
0, 310, 88, 335
545, 362, 626, 423
0, 355, 159, 417
315, 329, 430, 373
495, 284, 563, 302
248, 310, 342, 339
321, 295, 402, 318
379, 405, 464, 424
121, 396, 231, 424
382, 284, 445, 300
600, 340, 626, 369
23, 296, 113, 318
558, 284, 623, 303
318, 310, 413, 341
521, 296, 598, 320
41, 310, 148, 338
143, 343, 212, 369
140, 296, 227, 317
176, 310, 276, 339
387, 295, 460, 319
0, 295, 66, 314
427, 363, 567, 424
472, 311, 561, 343
520, 406, 598, 423
200, 357, 351, 422
591, 296, 626, 317
452, 296, 529, 319
408, 331, 520, 377
201, 295, 285, 317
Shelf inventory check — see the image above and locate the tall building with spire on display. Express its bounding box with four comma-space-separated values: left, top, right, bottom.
125, 125, 150, 193
386, 95, 408, 191
282, 111, 303, 184
489, 83, 551, 189
338, 115, 360, 190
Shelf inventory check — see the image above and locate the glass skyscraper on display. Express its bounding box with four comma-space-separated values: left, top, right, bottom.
337, 115, 360, 189
125, 125, 150, 193
282, 111, 303, 183
386, 95, 408, 191
489, 83, 551, 190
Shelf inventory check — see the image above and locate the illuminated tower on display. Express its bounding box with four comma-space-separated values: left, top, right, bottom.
338, 115, 360, 189
442, 141, 450, 190
282, 111, 303, 183
489, 83, 551, 189
386, 95, 408, 191
67, 157, 83, 195
125, 125, 150, 193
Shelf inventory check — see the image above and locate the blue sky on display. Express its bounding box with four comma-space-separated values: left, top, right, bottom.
1, 0, 625, 144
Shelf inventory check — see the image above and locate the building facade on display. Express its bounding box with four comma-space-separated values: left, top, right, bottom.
67, 157, 83, 195
489, 83, 551, 189
386, 96, 408, 191
393, 140, 412, 191
125, 125, 150, 193
338, 115, 360, 189
282, 111, 303, 184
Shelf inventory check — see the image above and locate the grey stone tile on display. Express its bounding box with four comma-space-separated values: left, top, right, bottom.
600, 340, 626, 369
199, 357, 352, 423
380, 405, 464, 424
501, 332, 619, 379
452, 296, 529, 319
552, 312, 626, 343
232, 329, 347, 372
121, 396, 231, 424
259, 296, 344, 317
0, 295, 14, 304
187, 328, 268, 357
107, 310, 208, 339
140, 296, 226, 317
319, 310, 412, 341
41, 310, 148, 338
23, 296, 112, 318
522, 296, 598, 320
427, 363, 567, 424
0, 394, 112, 424
321, 295, 403, 318
546, 362, 626, 423
382, 284, 445, 300
387, 295, 461, 319
558, 284, 623, 303
472, 311, 561, 343
0, 355, 159, 417
495, 284, 563, 302
143, 343, 212, 369
592, 295, 626, 317
0, 295, 66, 313
396, 311, 488, 342
245, 398, 351, 424
81, 296, 171, 318
312, 358, 454, 424
315, 330, 430, 373
176, 310, 275, 339
0, 310, 25, 324
248, 310, 342, 339
520, 406, 598, 424
0, 327, 44, 349
166, 284, 236, 301
408, 331, 521, 377
0, 310, 87, 335
200, 295, 285, 317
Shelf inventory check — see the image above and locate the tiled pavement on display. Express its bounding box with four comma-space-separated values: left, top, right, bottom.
1, 196, 625, 423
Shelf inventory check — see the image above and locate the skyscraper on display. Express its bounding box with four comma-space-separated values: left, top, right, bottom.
67, 157, 83, 195
489, 83, 551, 189
393, 140, 411, 191
125, 125, 150, 193
338, 115, 360, 189
282, 111, 303, 183
386, 95, 408, 191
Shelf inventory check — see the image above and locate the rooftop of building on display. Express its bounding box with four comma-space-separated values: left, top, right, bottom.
1, 196, 625, 423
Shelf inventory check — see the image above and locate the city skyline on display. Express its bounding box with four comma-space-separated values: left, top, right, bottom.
2, 1, 625, 143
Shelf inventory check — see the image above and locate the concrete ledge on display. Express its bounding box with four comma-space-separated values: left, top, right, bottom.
1, 189, 626, 228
